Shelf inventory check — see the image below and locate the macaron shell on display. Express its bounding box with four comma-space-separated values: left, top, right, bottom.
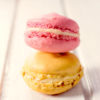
27, 13, 79, 33
24, 52, 81, 75
25, 35, 80, 53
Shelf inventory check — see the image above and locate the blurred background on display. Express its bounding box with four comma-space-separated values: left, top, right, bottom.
0, 0, 100, 100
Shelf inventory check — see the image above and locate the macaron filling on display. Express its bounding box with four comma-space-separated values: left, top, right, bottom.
27, 27, 79, 37
25, 28, 79, 41
22, 67, 83, 89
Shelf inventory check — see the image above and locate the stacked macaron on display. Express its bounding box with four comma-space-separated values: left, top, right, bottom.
22, 13, 83, 94
25, 13, 80, 53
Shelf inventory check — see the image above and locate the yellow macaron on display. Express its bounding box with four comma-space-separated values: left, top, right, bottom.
22, 52, 83, 94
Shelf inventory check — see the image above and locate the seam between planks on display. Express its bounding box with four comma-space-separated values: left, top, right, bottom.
0, 0, 19, 98
59, 0, 93, 100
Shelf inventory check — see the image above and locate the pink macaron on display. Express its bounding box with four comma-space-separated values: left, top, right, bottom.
25, 13, 80, 53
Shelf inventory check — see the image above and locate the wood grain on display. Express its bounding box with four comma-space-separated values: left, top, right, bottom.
0, 0, 16, 96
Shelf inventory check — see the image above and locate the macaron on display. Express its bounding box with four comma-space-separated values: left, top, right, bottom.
25, 13, 80, 53
22, 52, 83, 94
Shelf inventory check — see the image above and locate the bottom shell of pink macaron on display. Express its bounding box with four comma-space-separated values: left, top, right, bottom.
25, 36, 80, 53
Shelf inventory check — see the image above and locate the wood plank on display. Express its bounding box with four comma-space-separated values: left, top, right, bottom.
1, 0, 84, 100
65, 0, 100, 100
0, 0, 16, 95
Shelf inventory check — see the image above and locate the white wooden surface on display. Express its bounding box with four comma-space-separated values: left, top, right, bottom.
0, 0, 16, 86
0, 0, 100, 100
66, 0, 100, 100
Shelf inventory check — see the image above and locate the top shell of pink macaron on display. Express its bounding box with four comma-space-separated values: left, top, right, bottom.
27, 13, 79, 33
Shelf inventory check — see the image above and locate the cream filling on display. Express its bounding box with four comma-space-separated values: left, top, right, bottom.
27, 27, 79, 37
38, 71, 81, 83
25, 70, 82, 83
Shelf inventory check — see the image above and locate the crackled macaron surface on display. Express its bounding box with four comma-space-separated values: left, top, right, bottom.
22, 52, 83, 94
25, 13, 80, 53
